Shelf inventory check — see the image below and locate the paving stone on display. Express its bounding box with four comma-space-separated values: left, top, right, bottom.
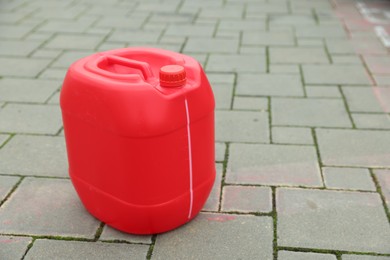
306, 86, 341, 98
48, 91, 60, 104
277, 188, 390, 253
246, 2, 289, 15
269, 14, 317, 26
25, 239, 149, 260
0, 135, 67, 177
211, 83, 233, 109
215, 143, 225, 162
0, 134, 9, 146
149, 12, 194, 24
374, 75, 390, 86
0, 235, 32, 260
342, 255, 390, 260
272, 98, 352, 127
243, 31, 295, 46
303, 65, 371, 85
215, 110, 269, 143
97, 42, 127, 52
0, 40, 42, 57
207, 73, 235, 86
51, 51, 94, 68
108, 30, 161, 43
295, 25, 347, 38
165, 24, 215, 36
99, 225, 152, 244
316, 129, 390, 168
206, 54, 266, 73
269, 65, 300, 74
37, 19, 95, 34
270, 47, 329, 64
342, 87, 390, 113
0, 176, 20, 202
233, 97, 268, 111
240, 46, 266, 54
374, 170, 390, 209
221, 185, 272, 213
0, 104, 62, 134
297, 38, 324, 46
39, 68, 67, 80
226, 143, 322, 187
31, 49, 62, 59
323, 167, 376, 191
184, 38, 239, 53
272, 127, 313, 145
0, 78, 60, 103
352, 113, 390, 129
153, 213, 273, 260
199, 6, 244, 18
0, 25, 35, 39
332, 55, 362, 64
203, 164, 223, 211
94, 14, 148, 29
45, 34, 103, 50
364, 56, 390, 74
325, 39, 356, 55
236, 74, 304, 97
218, 20, 266, 31
0, 57, 50, 77
278, 251, 337, 260
0, 178, 100, 237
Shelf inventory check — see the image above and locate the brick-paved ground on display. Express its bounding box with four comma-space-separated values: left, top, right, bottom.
0, 0, 390, 259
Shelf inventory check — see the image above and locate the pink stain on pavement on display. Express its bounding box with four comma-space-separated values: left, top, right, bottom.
207, 215, 236, 222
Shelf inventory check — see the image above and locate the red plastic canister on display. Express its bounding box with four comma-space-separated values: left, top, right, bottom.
60, 48, 215, 234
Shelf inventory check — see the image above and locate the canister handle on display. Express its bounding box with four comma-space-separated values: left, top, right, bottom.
104, 55, 153, 80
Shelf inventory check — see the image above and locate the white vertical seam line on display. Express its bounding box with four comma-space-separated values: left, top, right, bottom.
184, 98, 193, 219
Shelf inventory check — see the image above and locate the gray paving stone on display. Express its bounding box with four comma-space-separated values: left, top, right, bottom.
374, 170, 390, 209
303, 65, 371, 85
206, 54, 266, 73
48, 91, 60, 104
0, 104, 62, 134
342, 87, 390, 113
243, 31, 295, 46
306, 86, 341, 98
45, 34, 103, 50
0, 40, 42, 57
342, 255, 390, 260
37, 19, 95, 34
270, 47, 329, 64
165, 24, 215, 37
278, 251, 337, 260
295, 25, 347, 38
277, 188, 390, 254
0, 175, 20, 202
316, 129, 390, 167
0, 178, 100, 237
272, 127, 313, 145
215, 110, 269, 143
99, 225, 152, 244
298, 38, 325, 46
374, 75, 390, 86
323, 167, 376, 191
39, 68, 67, 80
149, 12, 194, 24
246, 2, 289, 15
221, 185, 272, 213
233, 97, 268, 111
51, 51, 94, 68
332, 55, 362, 64
272, 98, 352, 127
0, 57, 50, 77
153, 213, 273, 260
199, 6, 244, 18
207, 73, 235, 86
226, 143, 322, 187
212, 83, 233, 110
218, 20, 266, 31
0, 25, 35, 39
0, 235, 32, 260
236, 74, 304, 97
0, 135, 67, 177
352, 113, 390, 129
0, 78, 60, 103
240, 46, 266, 54
94, 14, 148, 29
25, 239, 149, 260
31, 49, 62, 59
269, 14, 317, 26
269, 65, 300, 74
215, 143, 225, 162
184, 38, 239, 53
0, 134, 9, 146
108, 30, 161, 43
203, 164, 223, 211
97, 42, 127, 52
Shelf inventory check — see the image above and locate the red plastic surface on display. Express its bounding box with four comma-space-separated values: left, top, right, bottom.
60, 48, 215, 234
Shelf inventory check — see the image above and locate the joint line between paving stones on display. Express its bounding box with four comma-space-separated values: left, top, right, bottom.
272, 187, 278, 260
201, 209, 273, 217
311, 128, 326, 188
0, 176, 24, 208
94, 28, 114, 52
370, 169, 390, 223
218, 142, 229, 212
21, 237, 36, 260
323, 39, 333, 64
93, 222, 105, 241
229, 73, 238, 110
338, 85, 356, 128
298, 65, 308, 98
0, 133, 14, 149
146, 235, 157, 260
265, 46, 270, 73
175, 0, 185, 13
312, 8, 320, 25
268, 97, 273, 143
278, 246, 390, 257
